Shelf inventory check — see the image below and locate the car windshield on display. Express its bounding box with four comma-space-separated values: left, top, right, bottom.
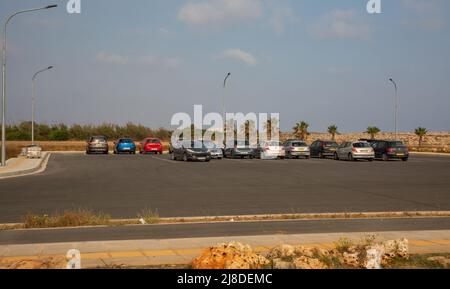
291, 142, 307, 147
183, 141, 205, 149
236, 141, 249, 148
388, 141, 406, 147
203, 141, 217, 149
266, 141, 282, 146
120, 139, 133, 144
324, 142, 338, 147
353, 142, 371, 148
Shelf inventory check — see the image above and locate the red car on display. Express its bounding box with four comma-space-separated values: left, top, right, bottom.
140, 138, 163, 154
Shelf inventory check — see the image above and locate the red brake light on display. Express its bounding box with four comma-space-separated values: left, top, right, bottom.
352, 148, 357, 153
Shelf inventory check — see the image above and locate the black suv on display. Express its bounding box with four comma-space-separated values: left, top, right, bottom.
371, 140, 409, 161
86, 136, 109, 154
310, 140, 338, 158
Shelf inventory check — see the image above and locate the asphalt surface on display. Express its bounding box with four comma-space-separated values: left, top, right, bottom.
1, 217, 450, 245
0, 154, 449, 223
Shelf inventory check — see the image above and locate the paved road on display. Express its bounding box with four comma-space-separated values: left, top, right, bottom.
0, 154, 449, 223
1, 217, 450, 245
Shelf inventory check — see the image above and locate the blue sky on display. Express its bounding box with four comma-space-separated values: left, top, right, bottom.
0, 0, 449, 132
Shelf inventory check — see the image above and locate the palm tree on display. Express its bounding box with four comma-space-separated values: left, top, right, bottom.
415, 127, 428, 147
293, 121, 309, 141
240, 120, 256, 141
328, 125, 338, 140
366, 126, 381, 140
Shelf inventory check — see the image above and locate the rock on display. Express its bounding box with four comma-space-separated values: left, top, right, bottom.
382, 239, 409, 264
427, 256, 450, 267
293, 256, 327, 269
272, 258, 296, 269
342, 252, 360, 267
5, 257, 65, 269
294, 246, 319, 258
266, 244, 296, 259
192, 242, 269, 269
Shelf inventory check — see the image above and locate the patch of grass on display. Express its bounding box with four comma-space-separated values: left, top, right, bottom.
385, 253, 450, 269
138, 208, 160, 224
334, 237, 354, 253
22, 209, 111, 229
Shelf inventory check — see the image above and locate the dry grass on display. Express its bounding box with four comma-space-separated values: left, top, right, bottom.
22, 209, 111, 229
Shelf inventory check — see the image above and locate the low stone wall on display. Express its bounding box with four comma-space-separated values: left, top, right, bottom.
280, 132, 450, 153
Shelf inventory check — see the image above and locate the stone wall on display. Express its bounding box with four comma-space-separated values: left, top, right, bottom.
280, 132, 450, 153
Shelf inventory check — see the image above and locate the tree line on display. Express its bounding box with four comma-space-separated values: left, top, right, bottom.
6, 122, 172, 141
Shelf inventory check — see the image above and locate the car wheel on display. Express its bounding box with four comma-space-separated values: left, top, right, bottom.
368, 158, 374, 162
334, 153, 339, 160
402, 158, 409, 162
349, 153, 355, 162
319, 152, 324, 159
382, 153, 389, 161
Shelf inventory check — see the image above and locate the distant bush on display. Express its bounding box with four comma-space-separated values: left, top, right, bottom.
6, 121, 172, 141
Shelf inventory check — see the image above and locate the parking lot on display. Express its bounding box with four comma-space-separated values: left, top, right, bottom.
0, 153, 449, 223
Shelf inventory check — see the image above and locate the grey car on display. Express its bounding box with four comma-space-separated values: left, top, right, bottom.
224, 140, 255, 159
203, 141, 223, 159
283, 140, 310, 159
86, 136, 109, 154
335, 141, 375, 161
172, 140, 211, 162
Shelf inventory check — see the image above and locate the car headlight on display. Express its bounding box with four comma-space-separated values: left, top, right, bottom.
186, 149, 195, 154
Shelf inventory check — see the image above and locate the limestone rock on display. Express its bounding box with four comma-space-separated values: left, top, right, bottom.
293, 256, 327, 269
191, 241, 269, 269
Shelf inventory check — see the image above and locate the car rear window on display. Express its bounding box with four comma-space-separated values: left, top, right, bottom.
91, 137, 107, 142
267, 141, 281, 146
147, 139, 160, 143
324, 142, 338, 147
120, 139, 133, 143
388, 141, 406, 147
353, 142, 371, 148
291, 142, 307, 147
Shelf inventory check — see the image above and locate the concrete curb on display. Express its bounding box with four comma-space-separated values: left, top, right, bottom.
0, 153, 51, 180
410, 152, 450, 157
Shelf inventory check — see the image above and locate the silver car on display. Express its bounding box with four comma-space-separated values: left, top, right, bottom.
203, 141, 223, 159
335, 141, 375, 161
283, 140, 310, 159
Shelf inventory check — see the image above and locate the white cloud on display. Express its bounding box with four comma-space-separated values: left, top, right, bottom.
268, 5, 295, 34
218, 49, 258, 65
178, 0, 263, 27
310, 9, 371, 40
96, 52, 181, 68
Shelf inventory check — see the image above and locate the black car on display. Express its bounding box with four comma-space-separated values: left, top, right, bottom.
86, 136, 109, 154
371, 140, 409, 161
224, 140, 256, 159
172, 140, 211, 162
310, 140, 339, 158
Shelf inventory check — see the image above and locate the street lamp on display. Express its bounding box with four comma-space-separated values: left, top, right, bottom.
1, 4, 57, 166
389, 78, 398, 141
222, 73, 231, 145
32, 66, 53, 145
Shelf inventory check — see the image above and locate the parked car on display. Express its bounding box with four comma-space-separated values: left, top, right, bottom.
113, 138, 136, 154
203, 141, 223, 159
224, 140, 255, 159
24, 145, 42, 159
371, 140, 409, 161
283, 140, 310, 159
140, 138, 163, 154
310, 140, 339, 158
255, 141, 286, 160
172, 140, 211, 162
335, 141, 375, 161
86, 136, 109, 154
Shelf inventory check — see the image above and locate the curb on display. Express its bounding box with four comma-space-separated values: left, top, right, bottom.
0, 152, 51, 179
410, 152, 450, 157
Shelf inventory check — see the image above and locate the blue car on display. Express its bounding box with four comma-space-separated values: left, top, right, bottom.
114, 138, 136, 154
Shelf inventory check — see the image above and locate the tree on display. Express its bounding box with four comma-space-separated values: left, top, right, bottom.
415, 127, 428, 147
264, 117, 279, 140
366, 126, 381, 140
328, 125, 338, 140
240, 120, 256, 141
293, 121, 309, 141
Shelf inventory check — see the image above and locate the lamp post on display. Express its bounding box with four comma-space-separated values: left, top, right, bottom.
32, 66, 53, 145
389, 78, 398, 141
1, 4, 58, 166
222, 73, 231, 147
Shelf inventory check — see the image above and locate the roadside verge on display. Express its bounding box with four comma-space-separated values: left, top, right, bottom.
0, 152, 51, 179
